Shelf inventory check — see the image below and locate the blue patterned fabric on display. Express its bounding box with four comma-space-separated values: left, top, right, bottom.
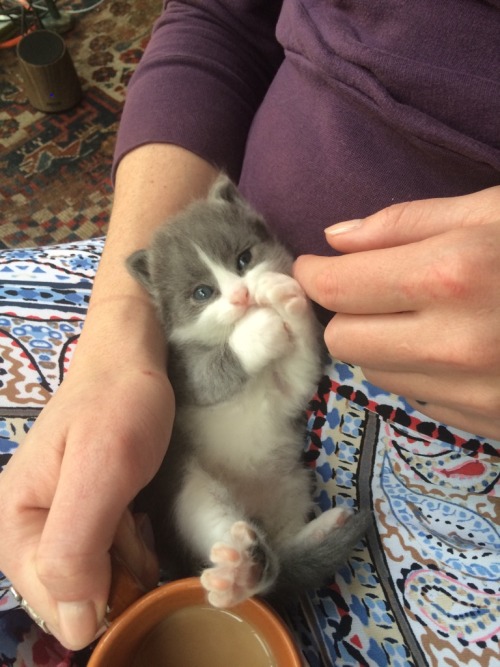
0, 239, 498, 666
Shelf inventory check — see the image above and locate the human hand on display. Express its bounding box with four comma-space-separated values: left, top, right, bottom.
294, 186, 500, 440
0, 300, 174, 649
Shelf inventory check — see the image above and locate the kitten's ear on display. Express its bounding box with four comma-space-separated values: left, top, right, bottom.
209, 175, 241, 205
126, 249, 153, 293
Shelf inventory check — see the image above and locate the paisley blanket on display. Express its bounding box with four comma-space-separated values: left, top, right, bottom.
0, 239, 498, 667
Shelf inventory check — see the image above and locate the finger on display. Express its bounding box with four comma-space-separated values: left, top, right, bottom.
103, 512, 159, 623
325, 186, 500, 252
294, 248, 425, 314
0, 448, 72, 642
326, 304, 500, 377
38, 460, 135, 597
404, 400, 500, 443
112, 511, 159, 592
323, 313, 415, 371
35, 439, 147, 647
361, 366, 499, 419
11, 511, 111, 649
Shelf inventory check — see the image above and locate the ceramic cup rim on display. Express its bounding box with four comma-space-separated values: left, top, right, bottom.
88, 577, 302, 667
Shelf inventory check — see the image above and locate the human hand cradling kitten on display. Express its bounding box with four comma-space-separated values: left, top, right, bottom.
294, 186, 500, 441
0, 297, 173, 649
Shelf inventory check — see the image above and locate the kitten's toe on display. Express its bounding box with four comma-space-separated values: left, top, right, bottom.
284, 293, 308, 317
200, 521, 277, 607
254, 273, 304, 309
294, 507, 355, 544
210, 542, 241, 565
207, 587, 241, 608
230, 520, 258, 548
201, 568, 244, 608
326, 506, 354, 528
200, 566, 233, 592
201, 561, 258, 608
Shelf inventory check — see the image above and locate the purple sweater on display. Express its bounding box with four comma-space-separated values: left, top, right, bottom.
114, 0, 500, 258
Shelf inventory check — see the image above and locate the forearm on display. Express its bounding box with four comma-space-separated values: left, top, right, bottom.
70, 144, 219, 371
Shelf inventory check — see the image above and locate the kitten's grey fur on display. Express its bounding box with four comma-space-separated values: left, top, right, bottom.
127, 175, 370, 607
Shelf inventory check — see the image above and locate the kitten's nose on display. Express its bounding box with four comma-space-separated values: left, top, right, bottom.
230, 285, 250, 306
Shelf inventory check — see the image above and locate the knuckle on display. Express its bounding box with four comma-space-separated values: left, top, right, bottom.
479, 391, 500, 418
470, 339, 500, 372
36, 552, 84, 589
422, 250, 474, 302
425, 327, 498, 376
36, 549, 103, 600
315, 266, 340, 306
431, 336, 476, 371
323, 316, 352, 360
462, 386, 500, 419
377, 200, 420, 233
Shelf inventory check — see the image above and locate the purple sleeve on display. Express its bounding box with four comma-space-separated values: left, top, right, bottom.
112, 0, 284, 181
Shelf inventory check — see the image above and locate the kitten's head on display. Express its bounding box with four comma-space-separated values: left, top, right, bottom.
127, 175, 293, 344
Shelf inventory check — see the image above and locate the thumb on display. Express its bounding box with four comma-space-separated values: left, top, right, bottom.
35, 458, 142, 648
324, 186, 500, 252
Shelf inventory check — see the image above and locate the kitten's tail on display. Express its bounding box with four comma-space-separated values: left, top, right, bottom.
268, 510, 372, 605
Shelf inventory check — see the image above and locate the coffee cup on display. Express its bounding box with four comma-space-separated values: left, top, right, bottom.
88, 577, 302, 667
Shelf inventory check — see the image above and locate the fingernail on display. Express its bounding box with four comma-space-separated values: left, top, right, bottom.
57, 601, 98, 648
325, 219, 363, 236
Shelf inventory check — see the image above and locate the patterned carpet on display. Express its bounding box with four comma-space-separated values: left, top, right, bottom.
0, 0, 161, 249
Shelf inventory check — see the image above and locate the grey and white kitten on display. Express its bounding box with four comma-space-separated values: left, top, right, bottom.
127, 175, 369, 607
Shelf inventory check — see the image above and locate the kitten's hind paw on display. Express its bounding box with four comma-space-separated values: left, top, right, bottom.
200, 521, 277, 608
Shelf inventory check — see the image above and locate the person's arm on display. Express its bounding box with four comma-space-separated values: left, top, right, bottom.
113, 0, 284, 181
0, 0, 284, 649
294, 186, 500, 442
0, 146, 218, 649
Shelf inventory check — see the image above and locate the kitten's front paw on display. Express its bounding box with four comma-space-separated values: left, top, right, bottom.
253, 272, 308, 318
200, 521, 275, 608
230, 308, 292, 373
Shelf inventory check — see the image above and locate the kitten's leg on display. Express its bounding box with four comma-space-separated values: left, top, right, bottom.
200, 521, 278, 608
174, 464, 278, 606
271, 507, 370, 599
264, 469, 358, 550
174, 463, 240, 557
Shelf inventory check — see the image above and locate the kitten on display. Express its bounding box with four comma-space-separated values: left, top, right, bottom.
127, 175, 369, 607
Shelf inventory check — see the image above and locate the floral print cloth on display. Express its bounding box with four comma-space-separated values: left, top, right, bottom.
0, 239, 498, 666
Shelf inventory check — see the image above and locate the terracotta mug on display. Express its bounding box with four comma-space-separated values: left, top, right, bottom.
88, 577, 302, 667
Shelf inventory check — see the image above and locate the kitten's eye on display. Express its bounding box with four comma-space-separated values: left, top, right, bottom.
237, 249, 252, 273
192, 285, 214, 301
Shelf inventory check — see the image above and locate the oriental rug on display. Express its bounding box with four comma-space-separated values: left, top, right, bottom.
0, 0, 161, 249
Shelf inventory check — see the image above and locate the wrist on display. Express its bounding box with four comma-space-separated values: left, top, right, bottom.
70, 294, 167, 377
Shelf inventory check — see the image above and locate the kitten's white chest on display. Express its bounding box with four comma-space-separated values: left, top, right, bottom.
181, 377, 295, 471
